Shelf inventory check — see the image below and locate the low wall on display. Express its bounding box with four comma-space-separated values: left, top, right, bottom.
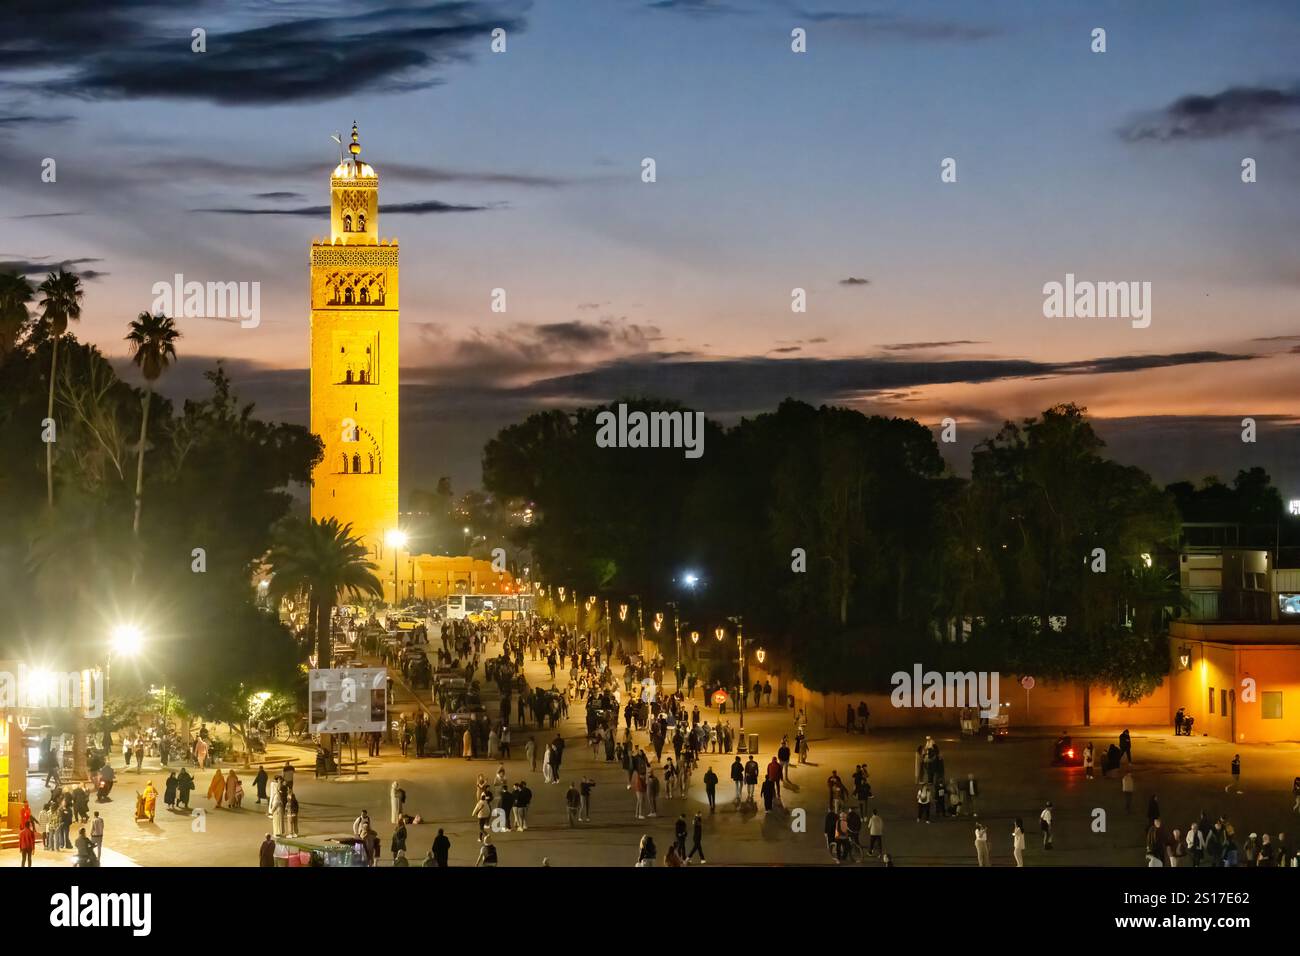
784, 672, 1169, 733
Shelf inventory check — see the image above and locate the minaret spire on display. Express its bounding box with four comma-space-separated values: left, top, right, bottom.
350, 121, 361, 161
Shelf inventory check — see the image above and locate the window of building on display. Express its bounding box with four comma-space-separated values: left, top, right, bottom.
352, 453, 361, 473
358, 213, 366, 231
343, 214, 352, 232
1208, 688, 1215, 714
1261, 691, 1283, 720
1221, 689, 1228, 715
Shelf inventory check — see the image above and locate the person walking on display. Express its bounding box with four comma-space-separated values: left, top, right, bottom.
867, 809, 884, 856
1226, 754, 1241, 793
916, 782, 931, 822
1083, 742, 1094, 780
730, 756, 744, 803
1012, 818, 1026, 867
1119, 728, 1132, 764
90, 811, 104, 861
1040, 802, 1054, 850
965, 772, 978, 816
703, 765, 718, 813
18, 819, 35, 867
259, 833, 276, 867
565, 781, 581, 826
687, 811, 706, 863
579, 776, 595, 822
1122, 770, 1134, 813
674, 813, 688, 859
432, 828, 451, 866
390, 779, 405, 824
974, 821, 991, 866
525, 736, 537, 772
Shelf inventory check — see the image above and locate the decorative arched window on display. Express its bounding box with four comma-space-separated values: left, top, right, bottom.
367, 454, 375, 473
359, 369, 368, 383
344, 287, 354, 305
359, 287, 369, 305
340, 454, 348, 473
344, 369, 353, 384
343, 214, 352, 232
352, 453, 361, 473
358, 213, 366, 231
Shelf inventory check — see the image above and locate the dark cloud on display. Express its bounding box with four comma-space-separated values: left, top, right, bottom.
191, 200, 493, 216
770, 346, 802, 353
646, 0, 743, 15
253, 192, 305, 201
793, 8, 999, 42
7, 211, 83, 220
839, 276, 870, 285
134, 154, 587, 190
0, 114, 74, 127
0, 256, 104, 278
0, 0, 528, 106
881, 340, 984, 351
1120, 85, 1300, 142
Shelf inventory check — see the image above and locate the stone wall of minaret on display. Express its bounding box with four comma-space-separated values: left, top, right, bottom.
309, 125, 399, 581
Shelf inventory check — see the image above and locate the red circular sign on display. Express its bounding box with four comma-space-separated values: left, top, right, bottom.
712, 689, 729, 707
1020, 676, 1035, 690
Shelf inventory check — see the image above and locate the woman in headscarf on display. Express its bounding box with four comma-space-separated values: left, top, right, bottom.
224, 769, 240, 809
163, 772, 178, 810
390, 779, 404, 825
176, 767, 194, 809
462, 727, 473, 759
142, 781, 158, 821
286, 789, 299, 837
267, 782, 285, 837
253, 765, 269, 804
207, 768, 226, 808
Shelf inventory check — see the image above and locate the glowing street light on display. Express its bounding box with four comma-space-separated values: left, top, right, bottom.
385, 529, 408, 605
755, 646, 766, 665
619, 603, 629, 622
110, 624, 144, 657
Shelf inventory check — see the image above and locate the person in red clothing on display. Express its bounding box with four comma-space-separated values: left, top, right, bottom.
18, 820, 36, 867
766, 755, 783, 798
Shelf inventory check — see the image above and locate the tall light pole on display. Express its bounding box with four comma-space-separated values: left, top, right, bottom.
667, 600, 680, 691
385, 529, 408, 607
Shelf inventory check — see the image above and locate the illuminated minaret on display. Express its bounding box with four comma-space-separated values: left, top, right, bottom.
309, 123, 399, 571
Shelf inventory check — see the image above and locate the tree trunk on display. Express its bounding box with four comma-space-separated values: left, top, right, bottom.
73, 712, 88, 779
317, 598, 333, 669
132, 384, 152, 536
46, 332, 59, 508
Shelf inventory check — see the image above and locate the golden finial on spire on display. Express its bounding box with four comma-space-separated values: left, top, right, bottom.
350, 121, 361, 157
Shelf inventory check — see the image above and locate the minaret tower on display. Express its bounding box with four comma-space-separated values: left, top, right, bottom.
310, 122, 399, 571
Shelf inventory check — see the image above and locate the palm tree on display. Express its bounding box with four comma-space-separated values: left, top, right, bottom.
37, 268, 85, 507
0, 271, 33, 358
265, 516, 382, 669
125, 312, 180, 536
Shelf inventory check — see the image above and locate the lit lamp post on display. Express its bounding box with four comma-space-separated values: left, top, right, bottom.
108, 624, 144, 699
385, 529, 408, 607
716, 618, 748, 731
667, 601, 681, 690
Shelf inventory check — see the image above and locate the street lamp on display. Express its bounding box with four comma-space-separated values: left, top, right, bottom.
107, 624, 144, 701
385, 529, 408, 607
755, 646, 766, 665
666, 600, 681, 691
716, 618, 747, 731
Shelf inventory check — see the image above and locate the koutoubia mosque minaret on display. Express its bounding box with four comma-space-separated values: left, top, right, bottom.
310, 123, 399, 570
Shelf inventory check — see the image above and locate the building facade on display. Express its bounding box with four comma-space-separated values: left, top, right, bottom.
309, 124, 400, 568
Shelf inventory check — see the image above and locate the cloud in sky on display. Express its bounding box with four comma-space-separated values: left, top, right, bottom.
839, 276, 870, 286
191, 200, 494, 216
0, 256, 105, 279
881, 340, 984, 351
0, 0, 530, 106
1120, 84, 1300, 142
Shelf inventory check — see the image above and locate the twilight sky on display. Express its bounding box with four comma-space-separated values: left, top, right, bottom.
3, 0, 1299, 495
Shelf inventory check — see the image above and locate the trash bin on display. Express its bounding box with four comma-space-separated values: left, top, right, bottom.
737, 734, 747, 753
747, 733, 759, 755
